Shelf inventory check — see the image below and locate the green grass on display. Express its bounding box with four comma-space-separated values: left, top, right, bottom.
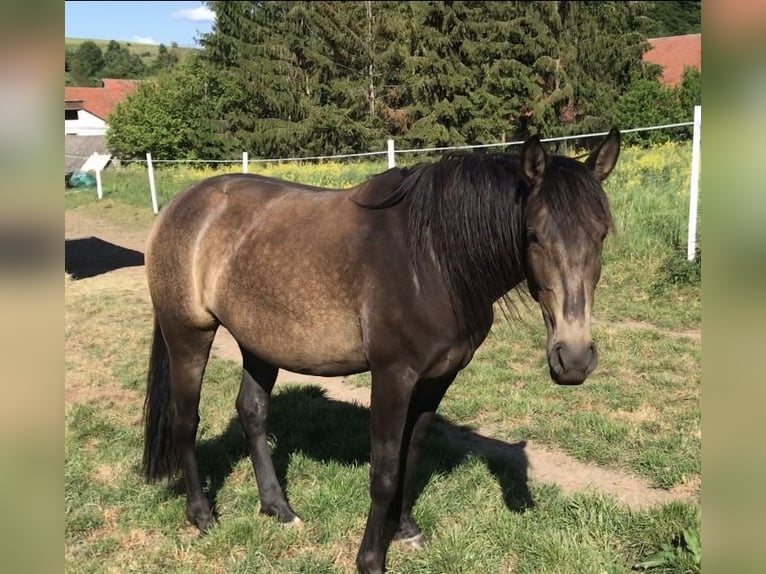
65, 355, 699, 573
65, 142, 700, 572
597, 142, 701, 329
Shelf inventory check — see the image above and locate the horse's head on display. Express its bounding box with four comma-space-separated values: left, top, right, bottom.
520, 129, 620, 385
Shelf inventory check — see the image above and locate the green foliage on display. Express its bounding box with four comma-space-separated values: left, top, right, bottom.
65, 38, 183, 85
106, 54, 221, 159
677, 67, 702, 112
633, 527, 701, 572
101, 40, 147, 79
151, 44, 180, 74
650, 247, 701, 296
554, 1, 656, 135
644, 1, 701, 37
107, 1, 682, 158
614, 79, 684, 145
615, 67, 701, 146
68, 40, 104, 86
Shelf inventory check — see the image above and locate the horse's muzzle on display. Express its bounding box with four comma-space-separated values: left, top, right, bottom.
548, 340, 598, 385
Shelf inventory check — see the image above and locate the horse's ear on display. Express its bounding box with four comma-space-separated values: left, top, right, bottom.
585, 128, 621, 181
521, 134, 548, 188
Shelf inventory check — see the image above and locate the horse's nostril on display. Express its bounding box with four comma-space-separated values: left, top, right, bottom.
554, 343, 565, 372
585, 342, 598, 372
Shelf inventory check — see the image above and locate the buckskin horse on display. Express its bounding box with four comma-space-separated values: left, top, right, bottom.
142, 129, 620, 573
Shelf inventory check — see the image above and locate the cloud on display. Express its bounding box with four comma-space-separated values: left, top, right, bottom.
171, 5, 215, 22
132, 35, 158, 45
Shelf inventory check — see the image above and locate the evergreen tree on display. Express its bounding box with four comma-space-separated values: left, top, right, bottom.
556, 1, 656, 135
645, 1, 701, 37
200, 1, 308, 156
400, 1, 483, 147
501, 2, 571, 140
105, 1, 679, 159
371, 2, 415, 137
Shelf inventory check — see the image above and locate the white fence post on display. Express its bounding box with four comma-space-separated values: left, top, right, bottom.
687, 105, 702, 261
95, 169, 103, 200
387, 139, 395, 169
243, 151, 248, 174
147, 152, 159, 215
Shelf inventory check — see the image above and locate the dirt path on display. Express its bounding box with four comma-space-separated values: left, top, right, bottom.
65, 207, 698, 511
594, 318, 701, 342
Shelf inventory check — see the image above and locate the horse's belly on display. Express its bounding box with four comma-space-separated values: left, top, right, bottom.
217, 305, 368, 376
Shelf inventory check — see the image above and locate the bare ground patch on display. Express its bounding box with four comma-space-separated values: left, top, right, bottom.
595, 317, 701, 342
93, 462, 129, 487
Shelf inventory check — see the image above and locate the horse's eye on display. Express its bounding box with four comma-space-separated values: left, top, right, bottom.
526, 231, 540, 245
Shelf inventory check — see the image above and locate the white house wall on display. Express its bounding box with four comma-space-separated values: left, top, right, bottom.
65, 109, 106, 136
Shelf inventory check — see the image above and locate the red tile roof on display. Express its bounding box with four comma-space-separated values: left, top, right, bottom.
64, 79, 140, 120
642, 34, 701, 87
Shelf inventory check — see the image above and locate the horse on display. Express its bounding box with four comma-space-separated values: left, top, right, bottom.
142, 129, 620, 574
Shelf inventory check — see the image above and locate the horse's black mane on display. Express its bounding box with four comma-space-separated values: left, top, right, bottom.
356, 152, 612, 337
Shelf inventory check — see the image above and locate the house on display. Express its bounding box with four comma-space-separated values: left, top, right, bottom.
65, 79, 139, 174
64, 78, 139, 136
642, 33, 701, 87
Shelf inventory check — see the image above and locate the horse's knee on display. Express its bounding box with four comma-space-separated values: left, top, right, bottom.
370, 470, 398, 502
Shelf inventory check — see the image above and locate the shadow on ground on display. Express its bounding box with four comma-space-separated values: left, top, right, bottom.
174, 385, 534, 523
65, 236, 145, 279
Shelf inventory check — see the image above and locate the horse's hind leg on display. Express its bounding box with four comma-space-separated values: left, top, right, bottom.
237, 349, 301, 526
162, 319, 217, 532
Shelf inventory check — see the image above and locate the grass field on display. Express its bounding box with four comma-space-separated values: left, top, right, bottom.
65, 143, 701, 573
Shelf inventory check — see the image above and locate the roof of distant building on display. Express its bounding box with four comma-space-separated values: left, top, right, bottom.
642, 33, 701, 87
64, 79, 140, 120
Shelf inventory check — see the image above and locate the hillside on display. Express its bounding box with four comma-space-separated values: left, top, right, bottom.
65, 37, 199, 70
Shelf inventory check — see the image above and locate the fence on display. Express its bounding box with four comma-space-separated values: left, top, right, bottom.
66, 110, 702, 260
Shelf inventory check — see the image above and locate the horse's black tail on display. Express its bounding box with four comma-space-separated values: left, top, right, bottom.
142, 316, 177, 482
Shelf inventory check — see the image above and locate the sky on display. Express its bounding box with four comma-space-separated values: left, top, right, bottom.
65, 1, 216, 48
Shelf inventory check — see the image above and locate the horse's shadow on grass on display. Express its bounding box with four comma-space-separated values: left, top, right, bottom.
65, 237, 144, 279
175, 385, 534, 523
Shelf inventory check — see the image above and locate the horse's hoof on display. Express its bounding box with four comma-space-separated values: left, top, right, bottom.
258, 501, 303, 528
285, 516, 304, 529
191, 515, 216, 535
398, 533, 426, 550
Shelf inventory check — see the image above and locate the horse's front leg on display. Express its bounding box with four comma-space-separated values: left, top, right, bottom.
355, 366, 419, 574
395, 374, 456, 549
